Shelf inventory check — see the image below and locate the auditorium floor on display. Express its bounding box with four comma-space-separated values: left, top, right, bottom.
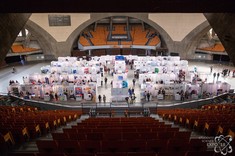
0, 60, 234, 106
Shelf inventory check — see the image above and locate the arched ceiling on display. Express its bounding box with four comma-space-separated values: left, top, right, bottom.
0, 0, 234, 13
0, 1, 235, 65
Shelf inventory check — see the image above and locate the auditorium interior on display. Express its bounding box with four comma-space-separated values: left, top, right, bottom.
0, 1, 235, 156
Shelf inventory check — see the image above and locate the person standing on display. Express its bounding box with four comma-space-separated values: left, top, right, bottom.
104, 77, 108, 85
147, 92, 150, 102
103, 95, 106, 103
217, 72, 220, 81
132, 78, 136, 87
213, 72, 216, 83
210, 65, 213, 74
12, 67, 16, 73
98, 95, 102, 103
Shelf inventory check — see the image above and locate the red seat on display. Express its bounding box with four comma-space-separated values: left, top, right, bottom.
127, 152, 156, 156
57, 140, 80, 153
186, 151, 215, 156
167, 139, 189, 152
80, 140, 101, 153
189, 139, 207, 151
52, 133, 69, 140
103, 132, 122, 140
101, 140, 125, 153
146, 139, 168, 153
124, 140, 146, 152
36, 140, 58, 153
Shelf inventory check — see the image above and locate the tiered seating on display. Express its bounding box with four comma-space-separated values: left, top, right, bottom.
90, 26, 107, 45
36, 117, 213, 155
112, 24, 126, 34
199, 43, 225, 52
131, 25, 148, 45
157, 104, 235, 137
11, 45, 39, 53
0, 106, 81, 153
79, 35, 91, 46
148, 36, 160, 46
78, 24, 161, 47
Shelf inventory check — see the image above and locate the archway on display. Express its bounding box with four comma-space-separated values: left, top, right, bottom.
67, 13, 174, 56
25, 20, 58, 60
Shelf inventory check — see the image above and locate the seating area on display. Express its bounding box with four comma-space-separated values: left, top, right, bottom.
157, 104, 235, 138
11, 45, 39, 53
199, 43, 225, 52
0, 106, 81, 153
31, 117, 216, 156
112, 24, 127, 34
78, 24, 160, 47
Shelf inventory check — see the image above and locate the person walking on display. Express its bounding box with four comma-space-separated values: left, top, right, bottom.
98, 95, 102, 103
210, 65, 213, 74
103, 95, 106, 103
147, 92, 151, 102
104, 77, 108, 85
132, 78, 136, 87
12, 67, 16, 73
217, 72, 220, 81
213, 72, 216, 83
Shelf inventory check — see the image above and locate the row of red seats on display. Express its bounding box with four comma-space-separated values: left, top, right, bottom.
7, 151, 217, 156
157, 106, 235, 138
36, 138, 209, 154
0, 106, 82, 153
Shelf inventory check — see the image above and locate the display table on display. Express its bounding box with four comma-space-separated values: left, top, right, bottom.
44, 95, 50, 101
59, 95, 67, 101
192, 94, 198, 100
175, 94, 181, 100
157, 94, 163, 100
76, 95, 82, 101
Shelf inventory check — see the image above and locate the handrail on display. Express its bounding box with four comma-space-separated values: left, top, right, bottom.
6, 92, 230, 109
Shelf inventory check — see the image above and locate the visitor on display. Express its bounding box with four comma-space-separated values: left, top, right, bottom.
55, 93, 58, 101
217, 72, 220, 81
147, 92, 151, 102
213, 72, 216, 82
162, 89, 165, 99
210, 65, 213, 74
128, 88, 132, 96
103, 95, 106, 103
12, 67, 16, 73
125, 97, 129, 104
98, 95, 102, 103
132, 78, 136, 87
104, 77, 108, 85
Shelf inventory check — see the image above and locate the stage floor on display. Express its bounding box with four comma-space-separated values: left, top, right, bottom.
1, 61, 234, 107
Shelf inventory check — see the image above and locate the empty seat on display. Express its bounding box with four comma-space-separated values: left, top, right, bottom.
186, 151, 215, 156
124, 140, 146, 152
80, 140, 101, 153
57, 140, 80, 153
36, 140, 58, 153
103, 132, 122, 140
127, 152, 156, 156
52, 133, 69, 140
101, 140, 125, 153
86, 132, 103, 140
146, 139, 168, 153
167, 139, 189, 152
97, 152, 127, 156
189, 139, 207, 151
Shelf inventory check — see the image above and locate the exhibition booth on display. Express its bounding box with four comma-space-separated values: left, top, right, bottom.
7, 55, 232, 104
